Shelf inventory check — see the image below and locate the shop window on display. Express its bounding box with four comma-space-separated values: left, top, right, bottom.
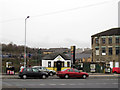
108, 37, 112, 44
108, 47, 112, 55
67, 62, 70, 67
48, 62, 51, 67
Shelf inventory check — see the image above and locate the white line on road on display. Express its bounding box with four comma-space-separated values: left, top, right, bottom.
39, 84, 45, 85
59, 84, 66, 85
49, 84, 56, 85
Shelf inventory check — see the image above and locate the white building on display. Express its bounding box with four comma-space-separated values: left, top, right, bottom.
42, 54, 71, 71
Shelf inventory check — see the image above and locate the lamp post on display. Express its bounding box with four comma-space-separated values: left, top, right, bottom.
24, 16, 30, 68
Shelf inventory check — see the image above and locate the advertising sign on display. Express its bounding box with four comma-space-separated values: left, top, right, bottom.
90, 64, 96, 73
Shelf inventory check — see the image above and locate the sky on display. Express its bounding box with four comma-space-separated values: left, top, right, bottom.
0, 0, 119, 49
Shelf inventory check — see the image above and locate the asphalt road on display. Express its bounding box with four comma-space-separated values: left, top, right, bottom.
2, 78, 119, 88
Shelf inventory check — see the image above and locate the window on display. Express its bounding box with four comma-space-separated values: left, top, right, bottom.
48, 62, 51, 67
108, 47, 112, 55
116, 37, 120, 44
27, 68, 32, 72
67, 62, 70, 67
95, 47, 99, 55
102, 38, 106, 44
108, 37, 112, 44
62, 69, 67, 71
102, 47, 106, 55
74, 69, 79, 72
95, 38, 99, 44
54, 62, 57, 67
68, 69, 74, 72
116, 47, 120, 55
61, 62, 64, 67
32, 68, 39, 72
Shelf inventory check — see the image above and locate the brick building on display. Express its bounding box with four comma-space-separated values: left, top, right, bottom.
91, 28, 120, 68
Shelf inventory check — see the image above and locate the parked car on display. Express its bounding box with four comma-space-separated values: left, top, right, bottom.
56, 68, 89, 79
19, 67, 48, 79
112, 67, 120, 74
32, 66, 56, 76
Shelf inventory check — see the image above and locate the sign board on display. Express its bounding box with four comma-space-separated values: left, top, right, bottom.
90, 64, 96, 73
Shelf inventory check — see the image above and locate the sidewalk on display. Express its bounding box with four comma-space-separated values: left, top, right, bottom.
1, 73, 119, 79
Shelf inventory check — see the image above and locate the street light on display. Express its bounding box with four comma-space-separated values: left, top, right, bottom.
24, 16, 30, 68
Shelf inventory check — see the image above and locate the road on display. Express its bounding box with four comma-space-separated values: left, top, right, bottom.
2, 78, 119, 88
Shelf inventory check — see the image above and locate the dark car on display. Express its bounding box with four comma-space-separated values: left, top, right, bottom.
56, 68, 89, 79
19, 67, 48, 79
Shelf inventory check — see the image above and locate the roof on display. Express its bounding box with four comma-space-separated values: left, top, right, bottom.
42, 53, 71, 60
91, 28, 120, 37
75, 53, 91, 59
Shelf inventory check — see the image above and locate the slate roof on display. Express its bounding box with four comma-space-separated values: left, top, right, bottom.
91, 28, 120, 37
75, 53, 91, 59
42, 53, 71, 60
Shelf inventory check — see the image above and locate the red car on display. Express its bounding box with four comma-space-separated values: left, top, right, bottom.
112, 67, 120, 74
56, 68, 89, 79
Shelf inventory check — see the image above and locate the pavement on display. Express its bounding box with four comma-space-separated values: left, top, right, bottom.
1, 73, 119, 79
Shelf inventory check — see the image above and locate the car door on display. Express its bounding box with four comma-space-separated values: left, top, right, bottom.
32, 68, 40, 77
67, 69, 75, 77
26, 68, 34, 77
73, 69, 81, 78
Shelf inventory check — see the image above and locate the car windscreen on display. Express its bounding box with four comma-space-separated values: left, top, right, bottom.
61, 69, 67, 71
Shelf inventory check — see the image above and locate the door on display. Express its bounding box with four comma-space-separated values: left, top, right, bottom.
73, 69, 81, 78
67, 69, 75, 77
32, 68, 40, 77
26, 68, 34, 77
57, 61, 62, 71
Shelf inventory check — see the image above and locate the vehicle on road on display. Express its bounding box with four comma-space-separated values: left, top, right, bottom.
112, 67, 120, 74
56, 68, 89, 79
19, 67, 48, 79
32, 66, 56, 76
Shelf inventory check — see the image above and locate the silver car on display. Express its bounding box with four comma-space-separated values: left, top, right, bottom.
32, 66, 56, 76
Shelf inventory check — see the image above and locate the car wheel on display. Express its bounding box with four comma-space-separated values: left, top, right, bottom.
82, 75, 87, 79
42, 75, 46, 79
23, 75, 27, 79
64, 74, 69, 79
114, 71, 117, 74
49, 72, 53, 76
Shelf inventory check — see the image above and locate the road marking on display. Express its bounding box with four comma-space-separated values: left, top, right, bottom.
39, 84, 45, 85
59, 84, 66, 85
49, 84, 56, 85
69, 84, 75, 85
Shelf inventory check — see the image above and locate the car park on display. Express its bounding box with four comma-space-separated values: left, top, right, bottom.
56, 68, 89, 79
19, 67, 48, 79
32, 66, 56, 76
112, 67, 120, 74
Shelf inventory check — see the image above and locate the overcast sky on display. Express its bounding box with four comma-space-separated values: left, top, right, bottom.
0, 0, 119, 49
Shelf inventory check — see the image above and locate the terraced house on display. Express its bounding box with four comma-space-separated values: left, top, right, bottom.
91, 28, 120, 68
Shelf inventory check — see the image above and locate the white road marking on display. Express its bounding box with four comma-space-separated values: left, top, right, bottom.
39, 84, 45, 85
69, 84, 76, 85
59, 84, 66, 85
49, 84, 56, 85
